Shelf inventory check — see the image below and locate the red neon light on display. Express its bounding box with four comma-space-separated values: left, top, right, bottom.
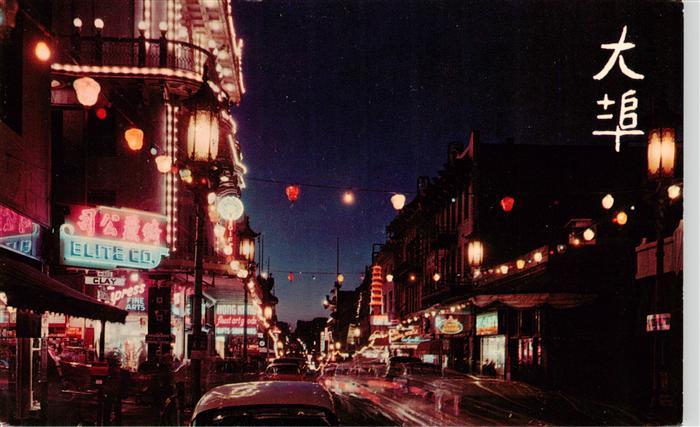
0, 205, 36, 238
68, 205, 166, 247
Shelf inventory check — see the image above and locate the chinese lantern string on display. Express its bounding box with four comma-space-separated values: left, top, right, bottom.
246, 175, 654, 198
245, 176, 415, 195
271, 270, 364, 275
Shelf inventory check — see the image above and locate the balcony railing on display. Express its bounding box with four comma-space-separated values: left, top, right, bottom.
54, 34, 216, 80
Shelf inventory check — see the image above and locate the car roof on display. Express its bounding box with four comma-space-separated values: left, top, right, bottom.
193, 381, 334, 419
266, 363, 300, 369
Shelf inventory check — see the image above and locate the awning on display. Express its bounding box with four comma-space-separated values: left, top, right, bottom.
469, 293, 596, 309
0, 253, 127, 323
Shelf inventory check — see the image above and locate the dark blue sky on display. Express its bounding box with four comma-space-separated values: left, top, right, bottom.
231, 0, 682, 323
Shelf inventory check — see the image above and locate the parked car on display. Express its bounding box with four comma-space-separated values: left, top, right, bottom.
191, 381, 338, 426
272, 356, 307, 371
262, 363, 304, 381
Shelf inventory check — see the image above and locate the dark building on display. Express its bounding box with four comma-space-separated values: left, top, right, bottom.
295, 317, 327, 355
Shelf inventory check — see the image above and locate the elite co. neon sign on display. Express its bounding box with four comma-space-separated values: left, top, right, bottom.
59, 205, 169, 270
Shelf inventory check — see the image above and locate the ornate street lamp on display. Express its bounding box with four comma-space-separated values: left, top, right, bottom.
236, 216, 258, 365
180, 70, 223, 404
647, 126, 677, 407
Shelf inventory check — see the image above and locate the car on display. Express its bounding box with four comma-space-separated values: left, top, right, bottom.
263, 363, 304, 381
402, 362, 442, 376
272, 356, 307, 371
191, 381, 339, 426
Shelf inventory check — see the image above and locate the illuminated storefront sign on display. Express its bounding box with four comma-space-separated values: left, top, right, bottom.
215, 304, 257, 336
435, 315, 464, 335
0, 204, 41, 260
476, 312, 499, 336
104, 282, 147, 312
59, 205, 169, 270
646, 313, 671, 332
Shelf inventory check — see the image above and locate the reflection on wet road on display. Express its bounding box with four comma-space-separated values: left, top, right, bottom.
322, 373, 641, 426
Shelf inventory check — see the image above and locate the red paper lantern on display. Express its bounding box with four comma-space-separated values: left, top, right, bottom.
285, 185, 300, 203
500, 196, 515, 212
288, 272, 294, 282
95, 107, 108, 120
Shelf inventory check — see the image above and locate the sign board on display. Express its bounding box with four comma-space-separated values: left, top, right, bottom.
85, 276, 126, 286
646, 313, 671, 332
0, 204, 41, 260
105, 282, 147, 312
476, 312, 499, 336
146, 334, 174, 344
59, 205, 169, 270
435, 315, 464, 335
370, 314, 391, 326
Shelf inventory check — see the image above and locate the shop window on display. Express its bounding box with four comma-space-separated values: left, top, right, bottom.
518, 337, 534, 365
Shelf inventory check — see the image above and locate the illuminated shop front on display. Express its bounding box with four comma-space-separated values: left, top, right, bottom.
476, 311, 506, 377
213, 303, 258, 358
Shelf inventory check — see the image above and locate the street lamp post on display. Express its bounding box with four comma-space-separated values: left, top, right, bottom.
646, 127, 676, 408
237, 217, 258, 366
180, 68, 222, 404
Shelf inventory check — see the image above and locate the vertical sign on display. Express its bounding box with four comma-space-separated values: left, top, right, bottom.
592, 26, 644, 152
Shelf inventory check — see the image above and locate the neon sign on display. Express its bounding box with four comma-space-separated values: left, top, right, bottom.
435, 315, 464, 335
60, 205, 169, 270
0, 204, 40, 259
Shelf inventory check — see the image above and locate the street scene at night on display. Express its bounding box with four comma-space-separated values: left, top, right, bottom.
0, 0, 694, 425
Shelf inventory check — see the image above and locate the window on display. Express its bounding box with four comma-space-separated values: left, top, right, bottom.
518, 337, 534, 365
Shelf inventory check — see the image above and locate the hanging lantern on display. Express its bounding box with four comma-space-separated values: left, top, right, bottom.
214, 224, 226, 238
533, 251, 543, 262
516, 259, 525, 269
155, 155, 172, 173
34, 41, 51, 61
432, 272, 440, 282
73, 77, 101, 107
386, 274, 393, 282
264, 306, 273, 320
601, 194, 614, 210
647, 128, 676, 178
500, 196, 515, 212
583, 228, 595, 241
615, 211, 628, 225
288, 272, 294, 282
390, 194, 406, 210
285, 185, 300, 203
667, 184, 681, 200
124, 127, 144, 151
342, 191, 355, 205
467, 240, 484, 267
336, 274, 344, 284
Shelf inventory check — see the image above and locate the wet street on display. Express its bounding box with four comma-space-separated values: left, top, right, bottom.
323, 373, 642, 426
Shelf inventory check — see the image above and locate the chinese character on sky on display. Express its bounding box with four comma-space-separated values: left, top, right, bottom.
592, 26, 644, 152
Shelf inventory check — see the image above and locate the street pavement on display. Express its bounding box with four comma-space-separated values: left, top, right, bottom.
322, 372, 643, 426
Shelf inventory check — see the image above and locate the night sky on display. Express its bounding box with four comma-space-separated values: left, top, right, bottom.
231, 0, 682, 324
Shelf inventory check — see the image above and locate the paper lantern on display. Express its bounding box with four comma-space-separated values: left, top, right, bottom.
386, 274, 393, 282
432, 273, 440, 282
467, 241, 484, 267
500, 196, 515, 212
73, 77, 101, 107
286, 185, 300, 203
288, 272, 294, 282
124, 128, 144, 151
583, 228, 595, 241
601, 194, 614, 210
155, 155, 172, 173
342, 191, 355, 205
647, 128, 676, 178
390, 194, 406, 210
34, 41, 51, 61
615, 211, 628, 225
667, 185, 681, 200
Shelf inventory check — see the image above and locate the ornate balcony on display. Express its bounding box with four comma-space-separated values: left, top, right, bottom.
51, 33, 239, 101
